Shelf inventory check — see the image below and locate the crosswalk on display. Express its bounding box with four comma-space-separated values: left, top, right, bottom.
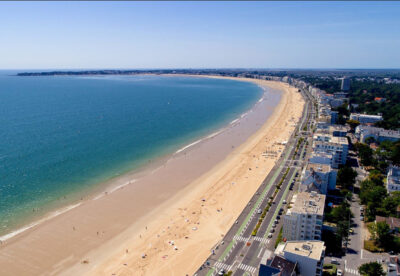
214, 261, 232, 271
234, 235, 249, 242
345, 268, 360, 275
253, 236, 270, 244
237, 263, 257, 273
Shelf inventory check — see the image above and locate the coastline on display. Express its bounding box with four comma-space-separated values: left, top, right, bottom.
0, 74, 265, 242
0, 77, 304, 276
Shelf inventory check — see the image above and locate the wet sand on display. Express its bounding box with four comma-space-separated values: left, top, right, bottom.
0, 77, 304, 276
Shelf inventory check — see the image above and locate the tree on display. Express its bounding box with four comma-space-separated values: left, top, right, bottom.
337, 166, 357, 190
354, 143, 375, 167
376, 221, 393, 249
358, 262, 385, 276
347, 119, 360, 132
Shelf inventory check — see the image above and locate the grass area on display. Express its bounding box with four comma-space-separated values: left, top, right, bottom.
364, 240, 384, 253
323, 264, 337, 276
275, 227, 283, 248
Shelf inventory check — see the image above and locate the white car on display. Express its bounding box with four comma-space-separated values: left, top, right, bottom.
337, 269, 343, 276
331, 258, 340, 265
268, 233, 273, 238
360, 216, 364, 221
257, 209, 262, 214
218, 269, 225, 275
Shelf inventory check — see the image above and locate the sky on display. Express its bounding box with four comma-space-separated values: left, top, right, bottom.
1, 1, 399, 69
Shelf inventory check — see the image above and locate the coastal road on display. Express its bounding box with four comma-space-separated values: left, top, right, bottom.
194, 88, 314, 276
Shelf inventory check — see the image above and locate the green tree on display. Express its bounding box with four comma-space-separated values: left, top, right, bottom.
347, 119, 360, 132
358, 262, 385, 276
337, 166, 357, 190
355, 143, 375, 167
376, 221, 393, 249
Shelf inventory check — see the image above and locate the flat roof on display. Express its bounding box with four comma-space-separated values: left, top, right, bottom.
307, 163, 331, 173
288, 192, 325, 215
282, 241, 325, 260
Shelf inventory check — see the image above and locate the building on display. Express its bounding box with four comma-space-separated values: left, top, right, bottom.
313, 136, 348, 168
350, 113, 383, 124
309, 152, 335, 169
374, 97, 386, 103
355, 125, 400, 143
387, 166, 400, 193
341, 77, 350, 91
283, 192, 325, 241
275, 240, 325, 276
329, 125, 348, 137
300, 163, 337, 194
259, 255, 297, 276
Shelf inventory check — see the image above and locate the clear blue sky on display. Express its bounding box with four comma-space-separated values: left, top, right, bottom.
1, 1, 399, 69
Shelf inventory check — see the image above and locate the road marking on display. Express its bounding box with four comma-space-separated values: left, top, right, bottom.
237, 263, 257, 273
257, 247, 264, 258
214, 261, 232, 271
253, 236, 269, 243
345, 268, 360, 275
234, 235, 250, 242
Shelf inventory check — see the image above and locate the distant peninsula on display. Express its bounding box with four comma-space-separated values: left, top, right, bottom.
17, 70, 158, 76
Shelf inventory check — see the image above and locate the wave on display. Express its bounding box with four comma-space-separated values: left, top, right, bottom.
0, 202, 82, 242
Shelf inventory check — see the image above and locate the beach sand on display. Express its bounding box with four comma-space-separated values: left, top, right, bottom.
0, 77, 304, 276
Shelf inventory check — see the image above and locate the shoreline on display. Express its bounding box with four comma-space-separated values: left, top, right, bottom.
0, 77, 304, 276
0, 74, 263, 241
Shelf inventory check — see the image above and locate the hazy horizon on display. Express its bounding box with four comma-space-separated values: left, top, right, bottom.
1, 1, 400, 69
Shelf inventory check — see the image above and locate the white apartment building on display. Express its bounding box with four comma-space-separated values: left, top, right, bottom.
313, 136, 348, 168
350, 113, 383, 124
355, 125, 400, 143
283, 192, 325, 241
301, 163, 337, 194
387, 166, 400, 193
275, 240, 326, 276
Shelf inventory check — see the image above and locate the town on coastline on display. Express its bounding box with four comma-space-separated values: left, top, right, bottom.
182, 70, 399, 276
18, 69, 400, 276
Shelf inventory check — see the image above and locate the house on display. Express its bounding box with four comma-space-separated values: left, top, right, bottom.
374, 97, 386, 103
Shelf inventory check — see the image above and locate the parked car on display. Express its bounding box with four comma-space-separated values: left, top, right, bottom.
337, 269, 343, 276
272, 223, 276, 228
360, 216, 364, 221
331, 258, 340, 265
283, 200, 287, 204
257, 209, 262, 214
270, 228, 275, 233
268, 233, 273, 238
218, 269, 225, 275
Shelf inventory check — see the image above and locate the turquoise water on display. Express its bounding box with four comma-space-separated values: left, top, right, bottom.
0, 73, 263, 234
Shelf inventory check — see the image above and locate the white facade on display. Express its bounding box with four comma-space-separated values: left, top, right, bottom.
387, 166, 400, 193
283, 192, 325, 241
312, 136, 348, 168
350, 113, 383, 124
301, 163, 337, 194
275, 240, 326, 276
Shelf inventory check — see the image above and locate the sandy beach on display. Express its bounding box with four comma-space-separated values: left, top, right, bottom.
0, 77, 304, 276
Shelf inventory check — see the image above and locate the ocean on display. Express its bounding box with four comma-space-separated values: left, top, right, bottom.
0, 73, 263, 236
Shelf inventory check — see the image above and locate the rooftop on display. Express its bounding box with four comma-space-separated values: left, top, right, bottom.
278, 240, 325, 261
288, 192, 325, 215
376, 216, 400, 229
307, 163, 331, 173
270, 255, 297, 276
